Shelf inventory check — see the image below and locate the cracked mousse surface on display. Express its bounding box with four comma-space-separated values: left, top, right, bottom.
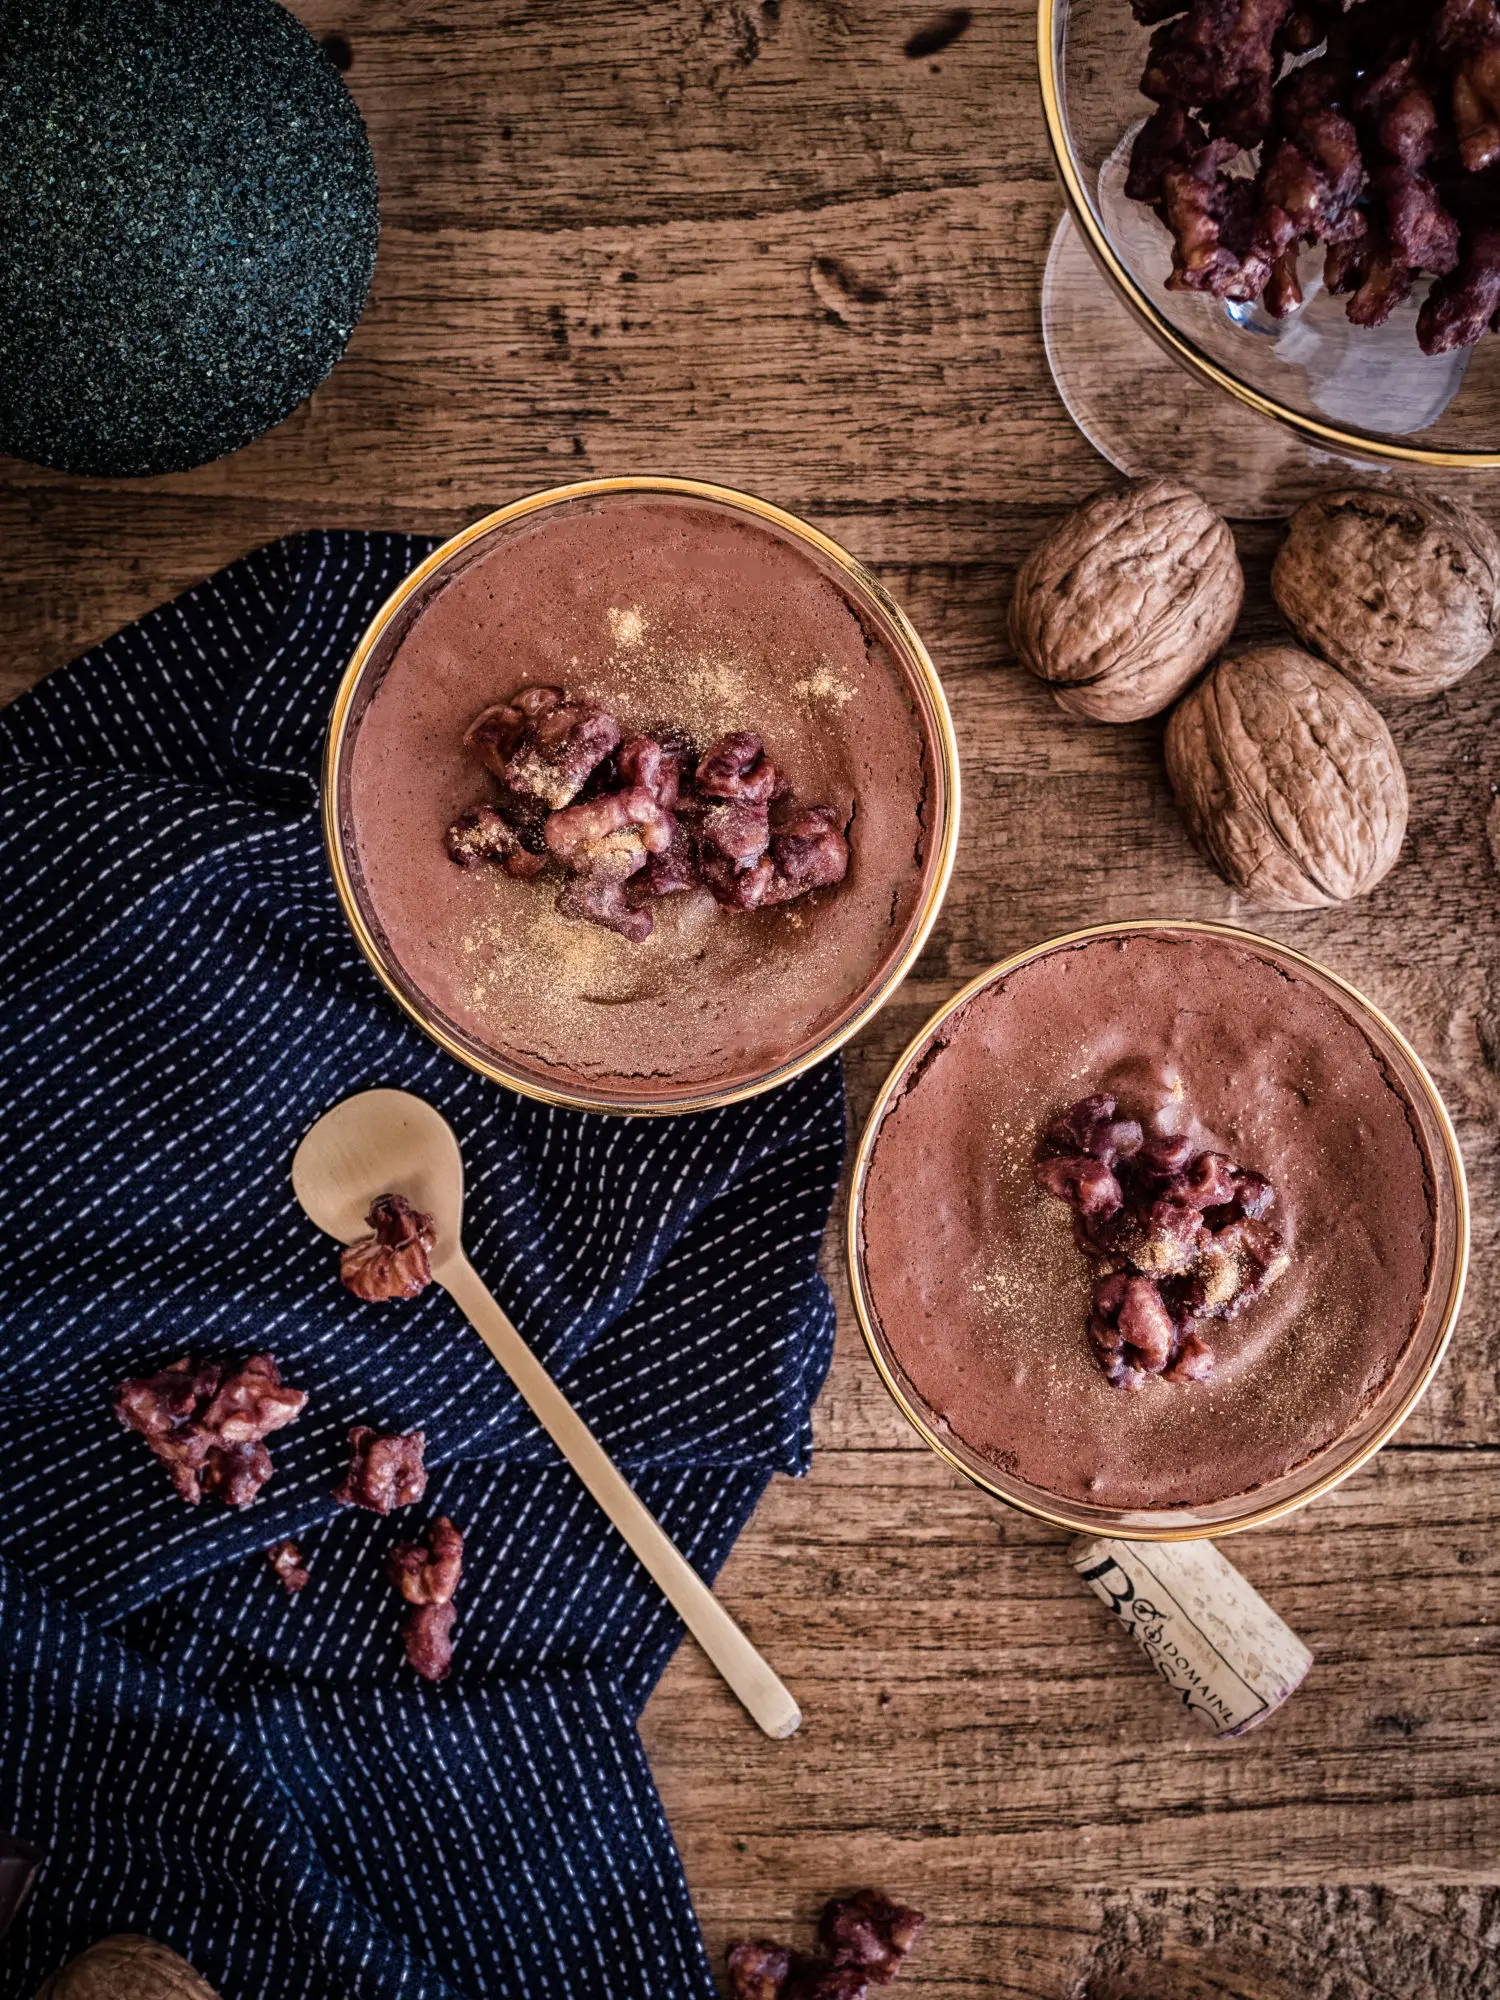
348, 492, 934, 1096
860, 932, 1437, 1512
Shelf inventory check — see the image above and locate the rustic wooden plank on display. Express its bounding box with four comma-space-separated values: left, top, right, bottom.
284, 0, 1055, 231
643, 1440, 1500, 1991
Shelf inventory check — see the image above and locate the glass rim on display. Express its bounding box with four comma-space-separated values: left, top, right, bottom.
1035, 0, 1500, 471
848, 917, 1472, 1540
322, 474, 963, 1117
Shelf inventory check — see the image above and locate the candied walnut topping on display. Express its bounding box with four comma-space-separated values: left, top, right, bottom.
1034, 1092, 1290, 1388
448, 686, 850, 941
267, 1539, 309, 1593
113, 1353, 307, 1506
727, 1889, 926, 2000
386, 1515, 464, 1682
333, 1425, 428, 1514
1118, 0, 1500, 354
340, 1193, 438, 1303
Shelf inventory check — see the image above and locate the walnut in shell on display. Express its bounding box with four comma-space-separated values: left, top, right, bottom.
1164, 647, 1408, 911
1009, 478, 1243, 723
1272, 489, 1500, 699
33, 1936, 224, 2000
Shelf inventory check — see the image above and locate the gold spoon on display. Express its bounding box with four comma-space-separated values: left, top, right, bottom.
291, 1087, 800, 1739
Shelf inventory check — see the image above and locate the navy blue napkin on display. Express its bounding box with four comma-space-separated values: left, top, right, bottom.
0, 534, 844, 1998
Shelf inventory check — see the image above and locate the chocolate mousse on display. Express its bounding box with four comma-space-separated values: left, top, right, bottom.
859, 931, 1437, 1512
344, 490, 938, 1099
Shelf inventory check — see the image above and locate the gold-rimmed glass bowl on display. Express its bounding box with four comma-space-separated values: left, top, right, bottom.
848, 920, 1469, 1541
323, 476, 961, 1117
1037, 0, 1500, 514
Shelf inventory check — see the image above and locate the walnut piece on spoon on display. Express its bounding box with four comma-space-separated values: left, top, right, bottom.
1165, 644, 1409, 910
1272, 487, 1500, 698
1008, 478, 1243, 723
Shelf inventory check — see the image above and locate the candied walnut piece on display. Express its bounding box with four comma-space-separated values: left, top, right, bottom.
1165, 646, 1408, 910
1272, 488, 1500, 697
466, 689, 620, 810
1419, 227, 1500, 353
113, 1353, 306, 1506
637, 818, 700, 897
402, 1601, 457, 1683
545, 787, 675, 939
696, 732, 780, 803
340, 1193, 438, 1303
334, 1426, 428, 1515
1453, 40, 1500, 170
617, 733, 683, 809
1374, 167, 1460, 277
1034, 1153, 1124, 1219
1162, 142, 1274, 300
727, 1941, 794, 2000
760, 807, 851, 906
1009, 480, 1243, 724
387, 1514, 464, 1606
267, 1539, 309, 1594
1127, 101, 1210, 203
820, 1889, 926, 1981
202, 1353, 308, 1444
545, 786, 674, 871
701, 798, 771, 872
386, 1516, 464, 1682
445, 803, 547, 879
557, 870, 655, 941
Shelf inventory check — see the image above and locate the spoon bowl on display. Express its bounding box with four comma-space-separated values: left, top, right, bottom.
292, 1087, 464, 1263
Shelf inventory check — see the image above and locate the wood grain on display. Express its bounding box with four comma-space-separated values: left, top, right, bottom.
2, 0, 1497, 1991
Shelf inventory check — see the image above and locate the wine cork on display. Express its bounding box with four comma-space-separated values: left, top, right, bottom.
1071, 1536, 1313, 1738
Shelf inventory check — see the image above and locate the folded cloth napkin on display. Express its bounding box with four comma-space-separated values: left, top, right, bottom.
0, 534, 844, 1999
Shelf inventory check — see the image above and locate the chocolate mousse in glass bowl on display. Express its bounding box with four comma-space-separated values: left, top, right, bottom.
324, 478, 959, 1113
850, 921, 1469, 1538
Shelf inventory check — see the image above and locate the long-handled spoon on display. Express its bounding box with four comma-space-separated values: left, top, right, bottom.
291, 1087, 800, 1739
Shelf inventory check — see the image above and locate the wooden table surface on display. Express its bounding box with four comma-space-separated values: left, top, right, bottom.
3, 3, 1497, 1993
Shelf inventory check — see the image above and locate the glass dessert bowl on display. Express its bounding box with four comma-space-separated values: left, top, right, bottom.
324, 477, 960, 1116
1038, 0, 1500, 515
849, 920, 1469, 1540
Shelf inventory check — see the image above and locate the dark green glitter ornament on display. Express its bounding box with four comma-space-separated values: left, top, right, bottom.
0, 0, 379, 476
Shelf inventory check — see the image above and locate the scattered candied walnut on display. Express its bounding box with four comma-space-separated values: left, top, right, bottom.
728, 1889, 925, 2000
386, 1516, 464, 1682
340, 1193, 438, 1303
267, 1539, 309, 1593
728, 1942, 794, 2000
1008, 479, 1243, 724
1165, 645, 1409, 909
1272, 488, 1500, 697
1036, 1091, 1289, 1388
820, 1890, 926, 1982
113, 1353, 307, 1507
333, 1426, 428, 1514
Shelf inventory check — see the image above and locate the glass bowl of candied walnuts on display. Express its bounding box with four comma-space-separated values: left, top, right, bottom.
1038, 0, 1500, 514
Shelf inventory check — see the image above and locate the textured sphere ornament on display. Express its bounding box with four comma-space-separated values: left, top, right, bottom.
0, 0, 378, 477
